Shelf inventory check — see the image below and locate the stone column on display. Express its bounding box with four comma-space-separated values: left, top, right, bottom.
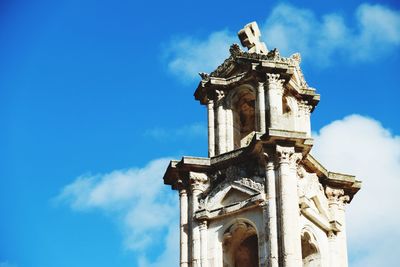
298, 101, 312, 137
179, 188, 189, 267
226, 108, 234, 152
258, 82, 266, 133
266, 74, 284, 129
189, 172, 208, 267
264, 152, 279, 267
199, 220, 208, 267
276, 145, 302, 267
207, 100, 215, 157
326, 187, 350, 267
215, 90, 226, 155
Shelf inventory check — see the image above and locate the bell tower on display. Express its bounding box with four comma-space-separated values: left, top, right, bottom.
163, 22, 361, 267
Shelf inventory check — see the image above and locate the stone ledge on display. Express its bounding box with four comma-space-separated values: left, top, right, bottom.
303, 154, 362, 201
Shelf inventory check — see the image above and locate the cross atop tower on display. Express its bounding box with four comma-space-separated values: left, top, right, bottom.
238, 21, 268, 54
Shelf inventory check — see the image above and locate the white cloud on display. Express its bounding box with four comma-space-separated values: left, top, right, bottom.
263, 3, 400, 64
164, 3, 400, 80
312, 114, 400, 267
58, 115, 399, 266
144, 122, 207, 141
138, 225, 179, 267
164, 30, 236, 82
56, 158, 179, 264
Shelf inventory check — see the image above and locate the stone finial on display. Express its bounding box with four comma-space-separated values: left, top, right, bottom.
238, 22, 268, 54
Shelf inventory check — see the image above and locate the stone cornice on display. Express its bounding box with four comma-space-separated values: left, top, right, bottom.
302, 154, 362, 202
193, 44, 320, 108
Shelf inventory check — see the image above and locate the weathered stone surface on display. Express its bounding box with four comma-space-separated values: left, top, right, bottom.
163, 21, 361, 267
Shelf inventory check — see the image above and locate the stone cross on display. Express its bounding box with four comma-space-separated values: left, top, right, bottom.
238, 21, 268, 54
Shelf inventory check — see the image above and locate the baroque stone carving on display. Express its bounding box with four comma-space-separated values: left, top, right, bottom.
189, 172, 209, 192
298, 100, 312, 115
198, 72, 210, 82
276, 145, 294, 164
215, 89, 225, 101
325, 187, 350, 205
267, 48, 280, 60
209, 44, 300, 78
235, 178, 264, 192
267, 73, 285, 93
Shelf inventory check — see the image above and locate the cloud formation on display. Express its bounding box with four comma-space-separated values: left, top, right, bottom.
263, 3, 400, 65
58, 115, 399, 266
165, 3, 400, 80
164, 30, 236, 81
312, 115, 400, 267
56, 158, 179, 266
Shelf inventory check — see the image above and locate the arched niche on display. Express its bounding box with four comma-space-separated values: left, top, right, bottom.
227, 85, 256, 149
301, 229, 321, 267
222, 220, 259, 267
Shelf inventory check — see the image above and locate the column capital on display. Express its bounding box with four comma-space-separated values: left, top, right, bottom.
189, 172, 208, 193
266, 73, 284, 92
179, 188, 187, 196
326, 186, 350, 207
276, 145, 294, 164
298, 100, 312, 115
199, 220, 208, 230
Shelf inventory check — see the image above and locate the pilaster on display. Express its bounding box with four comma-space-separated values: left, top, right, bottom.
207, 100, 215, 157
276, 145, 302, 267
257, 82, 266, 133
189, 172, 208, 267
266, 74, 284, 129
179, 188, 189, 267
215, 90, 226, 155
199, 220, 208, 267
263, 150, 279, 267
326, 187, 350, 267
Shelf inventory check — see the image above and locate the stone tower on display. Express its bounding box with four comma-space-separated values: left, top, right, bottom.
163, 22, 361, 267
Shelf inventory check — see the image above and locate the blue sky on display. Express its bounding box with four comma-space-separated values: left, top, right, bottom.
1, 0, 399, 267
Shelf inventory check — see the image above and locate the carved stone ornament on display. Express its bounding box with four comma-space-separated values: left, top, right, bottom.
189, 172, 209, 192
215, 89, 225, 101
198, 72, 210, 82
267, 48, 280, 60
267, 73, 285, 92
325, 186, 350, 205
204, 163, 265, 210
229, 43, 242, 57
298, 100, 312, 115
276, 145, 294, 164
290, 52, 301, 65
235, 177, 264, 192
297, 169, 324, 200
